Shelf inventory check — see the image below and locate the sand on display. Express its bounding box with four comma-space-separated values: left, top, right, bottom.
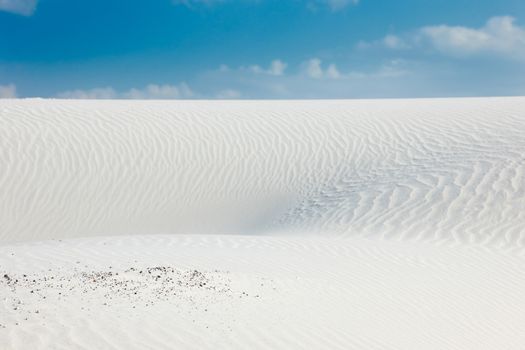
1, 97, 524, 349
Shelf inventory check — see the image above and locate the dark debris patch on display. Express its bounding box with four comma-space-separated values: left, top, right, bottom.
0, 265, 271, 329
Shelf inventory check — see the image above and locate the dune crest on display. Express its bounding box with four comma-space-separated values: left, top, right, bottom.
1, 98, 524, 245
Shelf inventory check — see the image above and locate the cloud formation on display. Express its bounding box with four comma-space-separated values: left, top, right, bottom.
382, 35, 409, 50
219, 59, 288, 76
303, 58, 341, 79
0, 84, 17, 98
248, 59, 287, 76
57, 83, 194, 100
367, 16, 525, 60
123, 83, 193, 99
419, 16, 525, 59
0, 0, 37, 16
203, 57, 413, 99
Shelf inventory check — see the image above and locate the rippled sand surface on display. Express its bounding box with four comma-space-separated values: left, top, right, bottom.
1, 98, 524, 349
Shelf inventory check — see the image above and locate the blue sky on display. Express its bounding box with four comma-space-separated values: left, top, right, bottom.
1, 0, 524, 99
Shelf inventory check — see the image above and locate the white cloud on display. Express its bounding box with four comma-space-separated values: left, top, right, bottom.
301, 58, 409, 82
419, 16, 525, 59
367, 16, 525, 60
304, 58, 323, 78
267, 59, 287, 76
245, 59, 287, 76
0, 0, 37, 16
326, 63, 341, 79
0, 84, 17, 98
57, 83, 194, 100
123, 83, 193, 99
382, 35, 409, 50
303, 58, 341, 79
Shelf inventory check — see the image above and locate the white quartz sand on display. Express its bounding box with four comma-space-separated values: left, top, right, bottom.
1, 97, 524, 349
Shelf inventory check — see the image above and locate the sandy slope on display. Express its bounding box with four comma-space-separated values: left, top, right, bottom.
1, 97, 525, 349
1, 98, 524, 244
2, 235, 525, 350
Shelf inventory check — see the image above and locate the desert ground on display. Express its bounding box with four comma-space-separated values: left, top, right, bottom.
1, 97, 524, 349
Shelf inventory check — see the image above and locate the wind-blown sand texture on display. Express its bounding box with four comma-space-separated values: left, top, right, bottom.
1, 97, 524, 349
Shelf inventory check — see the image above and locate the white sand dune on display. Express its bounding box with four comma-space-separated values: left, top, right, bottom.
1, 97, 524, 245
1, 97, 525, 349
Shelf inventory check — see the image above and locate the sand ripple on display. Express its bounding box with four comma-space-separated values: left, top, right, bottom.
1, 98, 524, 247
